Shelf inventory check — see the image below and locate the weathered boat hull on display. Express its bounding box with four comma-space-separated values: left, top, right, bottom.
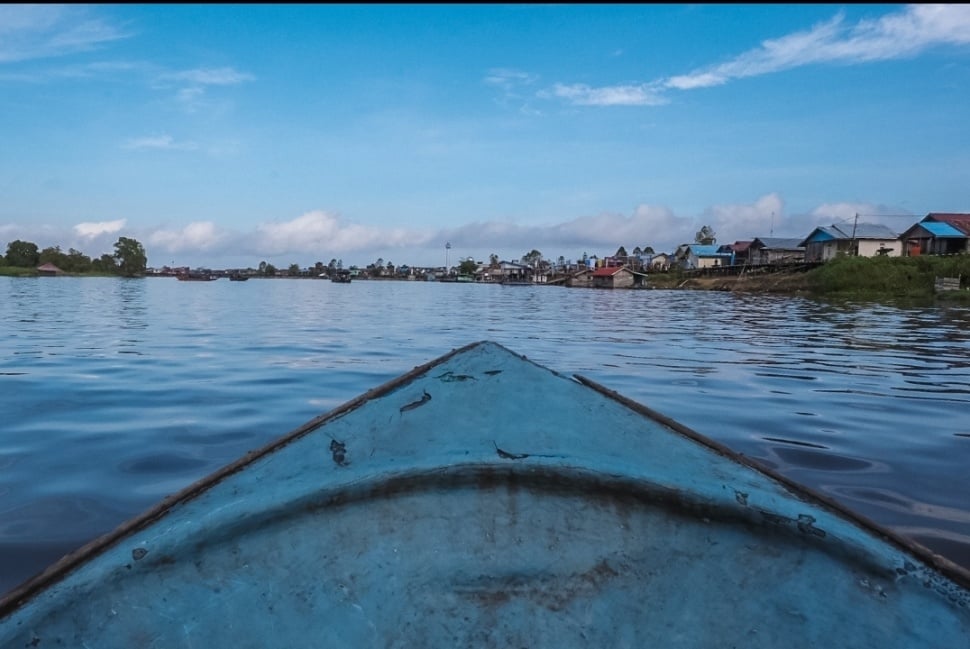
2, 341, 969, 647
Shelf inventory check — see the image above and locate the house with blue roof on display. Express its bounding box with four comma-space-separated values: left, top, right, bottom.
899, 213, 970, 256
798, 223, 900, 262
673, 244, 734, 270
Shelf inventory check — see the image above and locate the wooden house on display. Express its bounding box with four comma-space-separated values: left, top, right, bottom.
567, 268, 594, 288
648, 253, 671, 271
591, 266, 636, 289
899, 213, 970, 256
674, 244, 733, 270
719, 241, 753, 265
747, 238, 805, 265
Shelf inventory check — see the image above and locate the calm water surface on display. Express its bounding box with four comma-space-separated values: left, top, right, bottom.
2, 276, 969, 594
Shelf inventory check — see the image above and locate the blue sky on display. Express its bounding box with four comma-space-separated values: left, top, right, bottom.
1, 4, 969, 269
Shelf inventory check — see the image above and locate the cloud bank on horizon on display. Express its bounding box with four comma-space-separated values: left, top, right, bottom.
0, 194, 905, 268
1, 4, 967, 267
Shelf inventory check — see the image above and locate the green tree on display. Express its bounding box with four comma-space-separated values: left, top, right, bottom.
92, 254, 117, 273
65, 248, 92, 273
113, 237, 147, 276
522, 249, 543, 267
39, 246, 68, 269
264, 263, 277, 276
489, 253, 500, 268
258, 261, 268, 275
5, 240, 39, 267
615, 246, 628, 258
458, 258, 477, 275
288, 263, 301, 276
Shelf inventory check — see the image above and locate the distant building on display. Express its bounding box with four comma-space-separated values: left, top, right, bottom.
674, 244, 733, 270
747, 238, 805, 265
36, 262, 65, 276
591, 266, 637, 289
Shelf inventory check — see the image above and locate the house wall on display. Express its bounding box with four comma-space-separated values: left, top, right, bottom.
590, 271, 634, 288
762, 249, 804, 264
857, 240, 902, 257
568, 272, 593, 288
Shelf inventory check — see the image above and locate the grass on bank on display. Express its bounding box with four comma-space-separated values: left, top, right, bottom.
807, 254, 970, 299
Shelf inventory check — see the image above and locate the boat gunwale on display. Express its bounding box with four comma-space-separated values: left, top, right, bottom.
0, 341, 483, 615
2, 339, 970, 616
573, 373, 970, 592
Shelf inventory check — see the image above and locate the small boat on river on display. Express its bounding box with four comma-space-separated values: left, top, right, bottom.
331, 269, 352, 283
1, 341, 969, 647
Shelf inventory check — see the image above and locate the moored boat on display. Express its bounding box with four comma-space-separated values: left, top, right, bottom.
176, 270, 217, 281
331, 269, 352, 283
1, 341, 968, 647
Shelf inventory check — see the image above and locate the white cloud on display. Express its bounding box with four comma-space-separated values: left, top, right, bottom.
548, 82, 668, 107
148, 221, 228, 252
547, 5, 970, 106
483, 68, 537, 89
664, 5, 970, 91
251, 210, 433, 256
810, 201, 881, 223
74, 218, 126, 239
157, 67, 255, 86
152, 66, 254, 113
122, 134, 198, 151
0, 5, 130, 64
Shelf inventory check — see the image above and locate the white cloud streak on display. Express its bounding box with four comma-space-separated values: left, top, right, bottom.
122, 134, 198, 151
665, 4, 970, 90
0, 5, 130, 63
73, 218, 126, 239
157, 67, 255, 86
152, 66, 254, 113
547, 5, 970, 106
548, 82, 668, 107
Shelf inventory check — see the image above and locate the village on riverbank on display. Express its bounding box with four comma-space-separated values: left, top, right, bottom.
4, 212, 969, 300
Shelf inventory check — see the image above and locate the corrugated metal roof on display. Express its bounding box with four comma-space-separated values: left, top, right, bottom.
926, 213, 970, 235
688, 245, 728, 257
753, 237, 804, 250
802, 223, 897, 245
850, 223, 898, 239
916, 222, 966, 238
591, 266, 627, 277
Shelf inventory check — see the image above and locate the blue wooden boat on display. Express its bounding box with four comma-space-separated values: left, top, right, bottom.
2, 341, 969, 647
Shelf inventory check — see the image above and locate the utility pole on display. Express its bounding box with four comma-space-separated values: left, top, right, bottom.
445, 242, 451, 276
851, 213, 859, 256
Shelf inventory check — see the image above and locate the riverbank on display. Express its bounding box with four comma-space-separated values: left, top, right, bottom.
650, 255, 970, 302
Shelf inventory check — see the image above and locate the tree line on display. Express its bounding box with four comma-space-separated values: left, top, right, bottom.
2, 237, 148, 277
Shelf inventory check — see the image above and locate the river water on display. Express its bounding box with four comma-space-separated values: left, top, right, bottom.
2, 276, 969, 594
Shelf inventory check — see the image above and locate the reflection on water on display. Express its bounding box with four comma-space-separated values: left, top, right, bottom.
1, 277, 969, 594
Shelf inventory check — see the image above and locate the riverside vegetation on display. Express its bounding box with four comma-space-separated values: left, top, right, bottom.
643, 254, 970, 302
